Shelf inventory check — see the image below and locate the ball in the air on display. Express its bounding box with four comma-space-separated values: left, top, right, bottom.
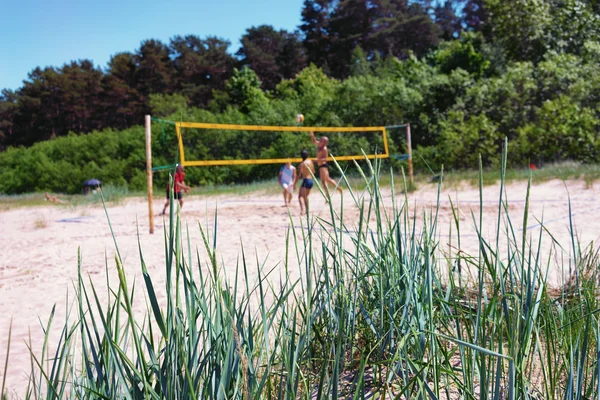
296, 113, 304, 123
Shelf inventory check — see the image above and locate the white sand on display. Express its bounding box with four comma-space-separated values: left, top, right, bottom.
1, 179, 599, 397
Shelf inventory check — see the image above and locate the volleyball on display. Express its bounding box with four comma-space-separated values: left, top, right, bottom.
296, 113, 304, 123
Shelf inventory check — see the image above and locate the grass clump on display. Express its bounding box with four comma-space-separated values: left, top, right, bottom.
0, 193, 50, 211
10, 144, 600, 399
32, 213, 49, 229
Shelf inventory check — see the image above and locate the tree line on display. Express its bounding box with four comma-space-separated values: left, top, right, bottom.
3, 0, 600, 194
1, 0, 478, 148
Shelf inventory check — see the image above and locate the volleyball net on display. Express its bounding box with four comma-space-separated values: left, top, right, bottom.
145, 116, 412, 233
173, 122, 390, 167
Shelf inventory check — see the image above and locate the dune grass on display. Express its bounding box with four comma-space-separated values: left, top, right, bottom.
0, 184, 129, 212
440, 160, 600, 189
1, 160, 599, 212
2, 147, 600, 399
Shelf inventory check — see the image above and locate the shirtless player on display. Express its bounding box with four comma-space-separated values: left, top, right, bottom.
294, 149, 315, 215
310, 131, 342, 196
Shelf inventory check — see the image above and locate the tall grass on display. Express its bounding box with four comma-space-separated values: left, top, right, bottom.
14, 144, 600, 399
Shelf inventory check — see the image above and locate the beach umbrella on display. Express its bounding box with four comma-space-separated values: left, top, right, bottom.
83, 179, 102, 187
83, 179, 102, 194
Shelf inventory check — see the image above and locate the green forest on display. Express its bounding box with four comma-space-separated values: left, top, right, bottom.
3, 0, 600, 194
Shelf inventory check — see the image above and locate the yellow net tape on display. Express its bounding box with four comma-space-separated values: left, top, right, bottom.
175, 122, 389, 167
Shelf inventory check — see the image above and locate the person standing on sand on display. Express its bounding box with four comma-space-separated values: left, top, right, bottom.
310, 131, 342, 197
161, 165, 190, 215
294, 149, 315, 215
278, 162, 296, 207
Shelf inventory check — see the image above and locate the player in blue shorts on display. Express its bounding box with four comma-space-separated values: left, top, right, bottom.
294, 149, 316, 215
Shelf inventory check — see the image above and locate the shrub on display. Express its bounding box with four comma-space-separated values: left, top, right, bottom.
436, 111, 502, 168
516, 95, 600, 164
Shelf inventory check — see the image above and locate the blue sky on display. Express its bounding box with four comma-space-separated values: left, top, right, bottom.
0, 0, 304, 91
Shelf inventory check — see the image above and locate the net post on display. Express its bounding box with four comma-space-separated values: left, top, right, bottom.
145, 115, 154, 234
406, 123, 413, 183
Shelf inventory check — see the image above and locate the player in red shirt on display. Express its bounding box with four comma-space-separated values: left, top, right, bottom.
161, 165, 191, 215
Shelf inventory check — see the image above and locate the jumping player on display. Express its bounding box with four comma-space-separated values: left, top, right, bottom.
310, 131, 342, 197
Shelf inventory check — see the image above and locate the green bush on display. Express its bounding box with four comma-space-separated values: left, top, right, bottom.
0, 127, 145, 194
516, 95, 600, 164
436, 111, 502, 168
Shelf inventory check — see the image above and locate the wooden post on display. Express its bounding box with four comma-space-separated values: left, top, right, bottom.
406, 123, 413, 183
145, 115, 154, 234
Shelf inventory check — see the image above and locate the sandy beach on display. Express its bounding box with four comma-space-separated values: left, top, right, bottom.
1, 178, 599, 398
